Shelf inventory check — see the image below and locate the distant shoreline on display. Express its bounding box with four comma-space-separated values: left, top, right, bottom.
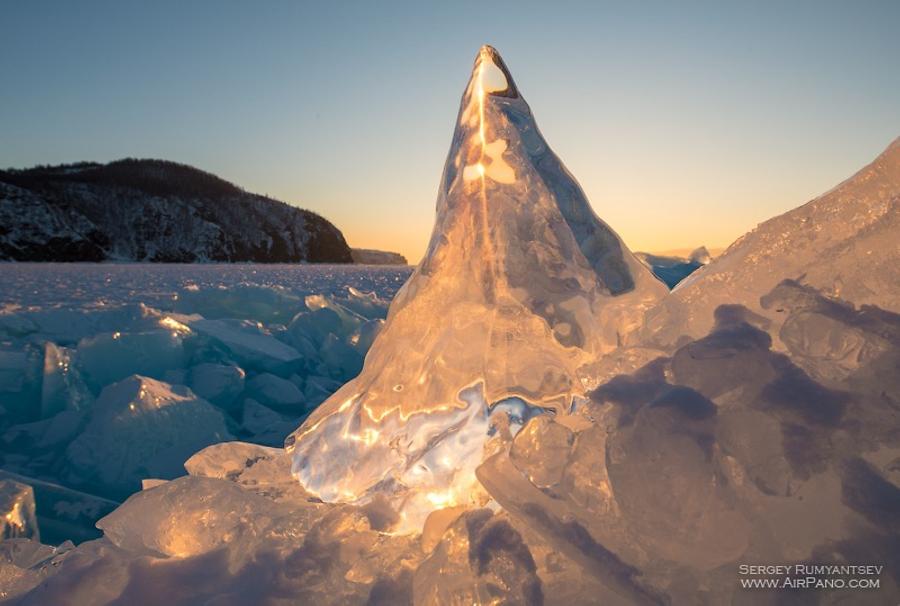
0, 260, 412, 267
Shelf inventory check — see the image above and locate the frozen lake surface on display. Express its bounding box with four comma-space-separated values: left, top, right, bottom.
0, 263, 413, 308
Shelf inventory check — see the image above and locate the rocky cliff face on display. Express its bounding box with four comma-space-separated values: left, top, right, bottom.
0, 159, 353, 263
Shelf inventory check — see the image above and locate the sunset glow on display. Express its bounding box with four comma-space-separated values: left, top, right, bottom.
2, 2, 898, 264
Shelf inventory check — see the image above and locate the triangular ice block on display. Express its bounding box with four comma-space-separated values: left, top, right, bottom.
287, 46, 666, 528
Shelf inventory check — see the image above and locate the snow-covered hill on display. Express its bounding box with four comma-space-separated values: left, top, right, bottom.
0, 159, 353, 263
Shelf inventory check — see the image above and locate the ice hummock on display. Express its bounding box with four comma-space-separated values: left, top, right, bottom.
287, 45, 667, 527
0, 264, 401, 544
64, 376, 234, 498
642, 136, 900, 348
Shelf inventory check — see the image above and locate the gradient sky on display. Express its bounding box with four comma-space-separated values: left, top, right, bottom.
2, 1, 899, 263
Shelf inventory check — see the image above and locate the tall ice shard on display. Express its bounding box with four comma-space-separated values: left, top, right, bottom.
287, 46, 666, 527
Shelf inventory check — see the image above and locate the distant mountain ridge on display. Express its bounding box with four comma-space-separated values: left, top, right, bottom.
350, 248, 408, 265
0, 159, 353, 263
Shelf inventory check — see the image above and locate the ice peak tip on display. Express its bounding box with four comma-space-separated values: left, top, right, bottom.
471, 45, 517, 99
475, 45, 504, 69
478, 44, 499, 56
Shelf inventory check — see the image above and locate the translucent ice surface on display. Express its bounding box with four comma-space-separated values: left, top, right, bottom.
288, 46, 667, 527
65, 376, 234, 497
0, 480, 38, 541
0, 264, 405, 543
641, 137, 900, 348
